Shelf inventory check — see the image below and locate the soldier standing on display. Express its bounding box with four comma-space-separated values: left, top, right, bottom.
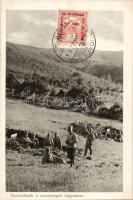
84, 124, 95, 159
45, 133, 53, 148
65, 125, 78, 167
53, 132, 62, 150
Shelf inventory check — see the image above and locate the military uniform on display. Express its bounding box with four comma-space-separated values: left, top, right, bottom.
53, 135, 62, 150
84, 128, 95, 156
66, 132, 78, 166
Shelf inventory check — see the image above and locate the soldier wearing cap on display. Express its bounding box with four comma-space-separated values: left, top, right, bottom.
65, 125, 78, 167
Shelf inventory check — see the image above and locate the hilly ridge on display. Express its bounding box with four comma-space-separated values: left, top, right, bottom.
6, 41, 123, 87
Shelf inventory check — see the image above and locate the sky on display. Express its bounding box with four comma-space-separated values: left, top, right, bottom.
6, 10, 123, 51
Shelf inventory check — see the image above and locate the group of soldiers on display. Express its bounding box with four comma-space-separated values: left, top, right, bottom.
7, 122, 122, 168
7, 130, 62, 151
23, 132, 62, 150
42, 124, 95, 167
7, 124, 96, 167
8, 124, 121, 168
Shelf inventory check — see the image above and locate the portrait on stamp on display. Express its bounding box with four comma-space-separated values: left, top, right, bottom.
57, 10, 88, 45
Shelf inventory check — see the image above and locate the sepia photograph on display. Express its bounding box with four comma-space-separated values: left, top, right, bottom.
5, 10, 123, 192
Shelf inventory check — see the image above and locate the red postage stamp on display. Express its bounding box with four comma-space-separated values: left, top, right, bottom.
57, 10, 88, 45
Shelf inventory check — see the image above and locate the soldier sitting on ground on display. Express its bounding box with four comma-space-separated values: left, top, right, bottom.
42, 147, 65, 164
114, 132, 123, 143
33, 135, 39, 148
105, 128, 111, 140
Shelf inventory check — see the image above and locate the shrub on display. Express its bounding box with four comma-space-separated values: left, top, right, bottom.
66, 87, 84, 98
98, 107, 109, 118
109, 103, 123, 121
98, 103, 123, 121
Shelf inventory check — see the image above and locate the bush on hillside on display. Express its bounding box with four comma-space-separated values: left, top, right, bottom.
98, 103, 123, 121
109, 103, 123, 121
98, 107, 109, 118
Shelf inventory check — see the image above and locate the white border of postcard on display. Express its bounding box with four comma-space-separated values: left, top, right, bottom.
0, 0, 133, 199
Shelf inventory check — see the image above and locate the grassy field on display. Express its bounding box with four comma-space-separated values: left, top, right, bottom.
6, 99, 123, 192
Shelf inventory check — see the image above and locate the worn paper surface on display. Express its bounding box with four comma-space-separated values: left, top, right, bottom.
0, 0, 133, 199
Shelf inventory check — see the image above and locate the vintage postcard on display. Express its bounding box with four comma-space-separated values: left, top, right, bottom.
0, 0, 133, 200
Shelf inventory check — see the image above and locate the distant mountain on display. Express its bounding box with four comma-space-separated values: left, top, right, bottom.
6, 42, 123, 88
70, 50, 123, 83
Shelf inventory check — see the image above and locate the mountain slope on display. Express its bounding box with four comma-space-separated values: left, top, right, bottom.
6, 42, 123, 87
